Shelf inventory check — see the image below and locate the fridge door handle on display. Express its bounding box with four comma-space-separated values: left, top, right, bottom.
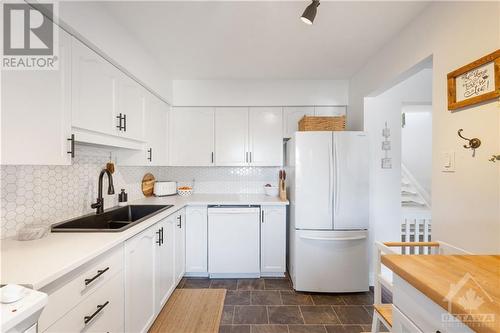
333, 139, 340, 214
299, 235, 367, 241
328, 140, 333, 221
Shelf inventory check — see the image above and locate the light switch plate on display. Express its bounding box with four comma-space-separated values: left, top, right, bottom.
441, 150, 456, 172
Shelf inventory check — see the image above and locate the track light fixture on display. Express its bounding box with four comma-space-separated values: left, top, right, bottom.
301, 0, 320, 25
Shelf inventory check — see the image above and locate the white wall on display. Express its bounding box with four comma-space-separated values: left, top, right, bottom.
402, 105, 432, 196
172, 80, 348, 107
364, 69, 432, 282
58, 1, 173, 103
352, 2, 500, 253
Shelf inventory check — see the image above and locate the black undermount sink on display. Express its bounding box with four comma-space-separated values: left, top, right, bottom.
51, 205, 173, 232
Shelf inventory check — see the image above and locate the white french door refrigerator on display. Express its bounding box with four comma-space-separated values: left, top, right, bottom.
288, 131, 369, 292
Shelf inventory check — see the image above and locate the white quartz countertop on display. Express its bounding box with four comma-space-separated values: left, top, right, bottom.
0, 194, 287, 290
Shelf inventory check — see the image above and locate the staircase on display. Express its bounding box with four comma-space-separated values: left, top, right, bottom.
401, 164, 430, 208
401, 164, 431, 250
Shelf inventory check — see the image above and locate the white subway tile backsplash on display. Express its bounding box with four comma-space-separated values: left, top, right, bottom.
1, 145, 280, 238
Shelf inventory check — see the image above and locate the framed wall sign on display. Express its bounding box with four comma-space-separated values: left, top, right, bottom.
447, 49, 500, 110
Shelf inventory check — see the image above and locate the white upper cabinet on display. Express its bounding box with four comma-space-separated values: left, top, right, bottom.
71, 37, 144, 149
117, 92, 169, 166
215, 107, 249, 166
116, 73, 145, 141
249, 107, 283, 166
314, 106, 346, 117
283, 106, 314, 139
145, 95, 169, 166
170, 107, 215, 166
1, 26, 72, 165
71, 38, 117, 136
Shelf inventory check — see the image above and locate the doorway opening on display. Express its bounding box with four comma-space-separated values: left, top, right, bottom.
364, 58, 433, 264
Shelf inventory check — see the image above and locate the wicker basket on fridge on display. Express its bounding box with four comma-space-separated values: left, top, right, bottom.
298, 115, 346, 131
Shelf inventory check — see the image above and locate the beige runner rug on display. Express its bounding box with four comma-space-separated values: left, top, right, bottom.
149, 289, 226, 333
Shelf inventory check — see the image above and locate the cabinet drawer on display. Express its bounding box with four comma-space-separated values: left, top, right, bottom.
393, 274, 474, 333
392, 305, 423, 332
45, 271, 124, 333
39, 245, 124, 332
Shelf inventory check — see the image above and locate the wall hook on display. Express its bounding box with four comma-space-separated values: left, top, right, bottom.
457, 129, 481, 149
489, 155, 500, 162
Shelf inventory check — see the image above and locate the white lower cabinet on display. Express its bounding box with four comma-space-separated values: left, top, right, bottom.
393, 274, 474, 333
185, 206, 208, 275
45, 272, 124, 333
260, 206, 286, 276
392, 306, 423, 333
155, 218, 176, 312
125, 227, 156, 333
174, 209, 186, 283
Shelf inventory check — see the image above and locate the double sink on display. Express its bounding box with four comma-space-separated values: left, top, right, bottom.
51, 205, 173, 232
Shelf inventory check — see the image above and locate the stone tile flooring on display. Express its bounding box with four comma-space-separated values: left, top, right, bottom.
178, 276, 387, 333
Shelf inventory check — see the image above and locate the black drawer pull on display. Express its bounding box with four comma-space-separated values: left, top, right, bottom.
123, 114, 127, 132
84, 301, 109, 325
84, 267, 109, 286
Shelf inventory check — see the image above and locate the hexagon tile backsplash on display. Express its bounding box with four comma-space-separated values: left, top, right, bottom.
0, 145, 280, 239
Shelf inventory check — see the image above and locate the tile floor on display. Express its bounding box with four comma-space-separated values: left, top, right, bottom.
178, 276, 389, 333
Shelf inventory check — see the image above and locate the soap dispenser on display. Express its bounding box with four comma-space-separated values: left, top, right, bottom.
118, 189, 128, 206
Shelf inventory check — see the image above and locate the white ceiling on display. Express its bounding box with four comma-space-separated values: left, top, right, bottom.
103, 1, 429, 80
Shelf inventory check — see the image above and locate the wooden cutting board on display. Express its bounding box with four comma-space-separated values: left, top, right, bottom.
141, 173, 155, 197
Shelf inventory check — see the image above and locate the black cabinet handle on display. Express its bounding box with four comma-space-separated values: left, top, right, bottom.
177, 215, 182, 228
249, 152, 252, 163
261, 210, 264, 223
84, 301, 109, 325
156, 229, 161, 245
85, 267, 110, 286
160, 227, 164, 245
123, 114, 127, 132
67, 134, 75, 158
116, 113, 123, 130
147, 148, 152, 162
211, 152, 214, 164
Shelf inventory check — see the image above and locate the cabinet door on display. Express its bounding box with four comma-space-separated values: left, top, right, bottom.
155, 219, 175, 312
1, 26, 72, 165
249, 107, 283, 166
71, 38, 117, 136
314, 106, 346, 116
116, 73, 145, 141
215, 107, 248, 166
185, 206, 208, 274
147, 96, 169, 166
117, 93, 168, 166
174, 209, 186, 283
125, 227, 156, 333
283, 106, 314, 139
170, 107, 215, 166
260, 206, 286, 275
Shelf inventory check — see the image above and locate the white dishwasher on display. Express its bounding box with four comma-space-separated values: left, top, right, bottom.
208, 206, 260, 278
